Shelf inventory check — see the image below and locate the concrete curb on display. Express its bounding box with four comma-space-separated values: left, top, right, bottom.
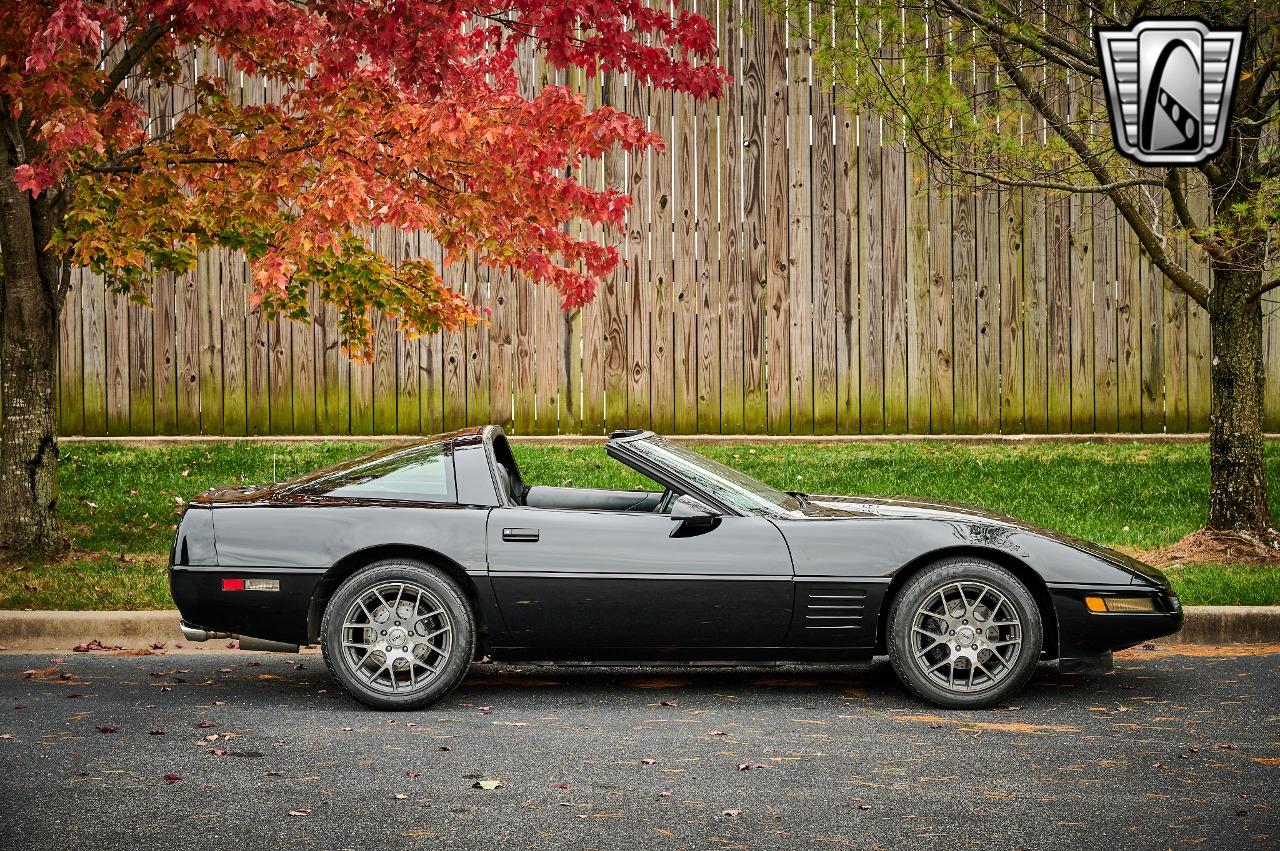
1, 606, 1276, 653
1172, 606, 1280, 645
0, 610, 188, 651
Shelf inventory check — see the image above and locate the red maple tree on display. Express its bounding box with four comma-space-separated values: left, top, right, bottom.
0, 0, 726, 556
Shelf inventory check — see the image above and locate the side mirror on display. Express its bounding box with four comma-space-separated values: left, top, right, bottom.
669, 495, 721, 537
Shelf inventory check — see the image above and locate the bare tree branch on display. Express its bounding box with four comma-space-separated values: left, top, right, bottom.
935, 0, 1100, 78
1246, 276, 1280, 303
1166, 168, 1230, 262
990, 37, 1210, 307
91, 20, 175, 111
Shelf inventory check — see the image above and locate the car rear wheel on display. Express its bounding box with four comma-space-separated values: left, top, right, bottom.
887, 558, 1043, 709
320, 560, 474, 710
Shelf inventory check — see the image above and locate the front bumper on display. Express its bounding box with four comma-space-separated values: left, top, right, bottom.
1049, 583, 1184, 660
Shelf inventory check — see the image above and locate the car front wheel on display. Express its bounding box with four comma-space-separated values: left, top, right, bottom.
887, 558, 1043, 709
320, 560, 475, 710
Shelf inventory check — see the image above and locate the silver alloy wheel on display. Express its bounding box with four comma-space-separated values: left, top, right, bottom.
909, 579, 1023, 694
339, 580, 453, 695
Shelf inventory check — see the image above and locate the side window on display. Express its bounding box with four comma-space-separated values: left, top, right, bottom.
296, 443, 456, 503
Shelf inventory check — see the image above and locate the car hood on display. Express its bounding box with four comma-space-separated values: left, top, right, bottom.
801, 494, 1170, 589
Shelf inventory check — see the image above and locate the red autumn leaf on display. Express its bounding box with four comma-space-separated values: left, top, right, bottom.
164, 773, 182, 784
96, 725, 117, 734
2, 0, 724, 368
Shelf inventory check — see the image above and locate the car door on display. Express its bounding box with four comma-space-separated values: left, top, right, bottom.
486, 506, 794, 652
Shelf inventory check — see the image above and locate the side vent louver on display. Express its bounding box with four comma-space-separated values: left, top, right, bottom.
803, 587, 866, 630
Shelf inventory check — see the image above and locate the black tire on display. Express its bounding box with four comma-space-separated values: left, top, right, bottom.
887, 558, 1043, 709
320, 559, 475, 710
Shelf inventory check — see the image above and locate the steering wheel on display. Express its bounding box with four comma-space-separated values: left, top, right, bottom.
654, 488, 676, 514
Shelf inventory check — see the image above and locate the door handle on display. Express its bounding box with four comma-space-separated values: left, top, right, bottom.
502, 527, 540, 543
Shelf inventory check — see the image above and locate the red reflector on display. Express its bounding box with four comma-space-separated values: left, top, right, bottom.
222, 578, 246, 592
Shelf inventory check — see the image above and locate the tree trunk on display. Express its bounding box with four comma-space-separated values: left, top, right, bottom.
1206, 268, 1278, 543
0, 155, 66, 559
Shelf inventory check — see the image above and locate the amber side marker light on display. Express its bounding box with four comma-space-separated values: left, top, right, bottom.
1085, 595, 1155, 613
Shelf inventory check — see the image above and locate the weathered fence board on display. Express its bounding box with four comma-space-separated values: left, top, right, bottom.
55, 2, 1253, 437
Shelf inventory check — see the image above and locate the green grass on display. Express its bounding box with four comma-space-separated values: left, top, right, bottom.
1162, 563, 1280, 607
3, 439, 1279, 610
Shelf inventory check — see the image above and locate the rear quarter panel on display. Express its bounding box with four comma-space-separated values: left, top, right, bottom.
171, 501, 490, 645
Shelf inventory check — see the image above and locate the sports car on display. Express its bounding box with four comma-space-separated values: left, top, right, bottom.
170, 426, 1183, 709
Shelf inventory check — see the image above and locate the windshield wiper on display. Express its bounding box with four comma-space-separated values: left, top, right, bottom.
786, 491, 809, 506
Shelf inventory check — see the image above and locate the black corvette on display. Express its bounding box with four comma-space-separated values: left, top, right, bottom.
171, 426, 1183, 709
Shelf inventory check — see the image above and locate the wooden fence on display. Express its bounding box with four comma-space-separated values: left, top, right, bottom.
54, 3, 1280, 437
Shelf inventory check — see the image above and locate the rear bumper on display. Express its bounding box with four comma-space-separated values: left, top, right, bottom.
170, 565, 321, 645
1050, 583, 1184, 659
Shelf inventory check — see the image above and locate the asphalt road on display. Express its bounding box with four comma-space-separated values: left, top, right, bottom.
0, 646, 1277, 851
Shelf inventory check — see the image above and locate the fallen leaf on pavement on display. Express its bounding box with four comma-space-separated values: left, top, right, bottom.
288, 808, 312, 817
164, 773, 182, 784
473, 779, 503, 790
640, 758, 657, 765
96, 726, 117, 734
721, 809, 742, 817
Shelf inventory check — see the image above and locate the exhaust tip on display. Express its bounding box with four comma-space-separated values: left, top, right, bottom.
179, 621, 232, 642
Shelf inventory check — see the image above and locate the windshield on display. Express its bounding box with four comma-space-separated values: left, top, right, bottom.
627, 436, 802, 516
